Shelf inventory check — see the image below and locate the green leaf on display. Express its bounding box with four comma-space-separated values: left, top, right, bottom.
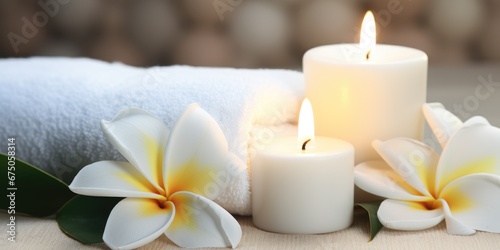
357, 201, 383, 241
57, 195, 122, 244
0, 153, 76, 217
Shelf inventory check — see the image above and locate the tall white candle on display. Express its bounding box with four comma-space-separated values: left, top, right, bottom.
252, 99, 354, 234
303, 11, 427, 164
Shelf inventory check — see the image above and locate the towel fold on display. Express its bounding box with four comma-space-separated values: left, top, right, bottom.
0, 57, 303, 215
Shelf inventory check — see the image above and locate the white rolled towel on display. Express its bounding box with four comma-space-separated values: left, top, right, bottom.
0, 57, 304, 215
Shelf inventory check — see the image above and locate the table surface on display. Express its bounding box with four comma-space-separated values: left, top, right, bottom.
1, 65, 500, 250
2, 209, 500, 250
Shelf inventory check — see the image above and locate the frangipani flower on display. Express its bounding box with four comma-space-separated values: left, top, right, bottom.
355, 103, 500, 235
69, 104, 242, 249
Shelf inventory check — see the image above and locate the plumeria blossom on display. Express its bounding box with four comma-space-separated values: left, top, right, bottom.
355, 103, 500, 235
69, 104, 242, 249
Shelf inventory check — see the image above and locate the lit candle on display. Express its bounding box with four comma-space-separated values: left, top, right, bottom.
303, 11, 427, 164
251, 99, 354, 234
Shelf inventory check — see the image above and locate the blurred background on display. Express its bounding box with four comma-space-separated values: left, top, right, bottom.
1, 0, 500, 69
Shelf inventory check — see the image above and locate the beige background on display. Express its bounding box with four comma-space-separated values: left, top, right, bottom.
2, 0, 500, 68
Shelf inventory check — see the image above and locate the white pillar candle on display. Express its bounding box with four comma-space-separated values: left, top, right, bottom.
303, 11, 427, 164
252, 99, 354, 234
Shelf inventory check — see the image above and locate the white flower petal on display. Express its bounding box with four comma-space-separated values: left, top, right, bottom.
440, 174, 500, 233
101, 108, 169, 193
438, 199, 476, 235
463, 116, 490, 126
165, 191, 242, 249
103, 198, 175, 250
378, 199, 444, 231
69, 161, 165, 200
164, 104, 230, 199
436, 121, 500, 193
422, 103, 463, 148
355, 161, 433, 201
372, 138, 439, 197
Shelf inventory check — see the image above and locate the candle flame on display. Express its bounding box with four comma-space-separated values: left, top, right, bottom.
360, 11, 376, 60
298, 98, 315, 150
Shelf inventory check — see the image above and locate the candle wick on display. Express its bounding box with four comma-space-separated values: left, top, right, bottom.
302, 139, 311, 151
366, 50, 371, 60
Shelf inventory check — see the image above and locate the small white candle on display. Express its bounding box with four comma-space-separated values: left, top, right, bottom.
303, 11, 427, 164
251, 99, 354, 234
